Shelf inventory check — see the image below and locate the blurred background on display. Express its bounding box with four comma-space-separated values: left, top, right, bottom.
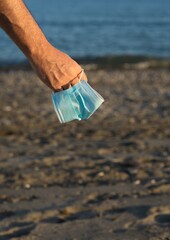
0, 1, 170, 239
0, 0, 170, 64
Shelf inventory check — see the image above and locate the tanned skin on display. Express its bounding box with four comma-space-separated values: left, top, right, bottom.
0, 0, 87, 91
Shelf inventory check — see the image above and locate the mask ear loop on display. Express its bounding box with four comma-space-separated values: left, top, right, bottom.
78, 69, 84, 83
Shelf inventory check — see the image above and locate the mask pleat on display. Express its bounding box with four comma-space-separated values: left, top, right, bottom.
51, 80, 104, 123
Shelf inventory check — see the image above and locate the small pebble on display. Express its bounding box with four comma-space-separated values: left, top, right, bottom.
24, 184, 31, 189
98, 172, 105, 177
4, 106, 12, 112
151, 179, 156, 184
134, 180, 141, 185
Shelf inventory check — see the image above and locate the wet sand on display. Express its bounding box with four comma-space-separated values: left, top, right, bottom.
0, 66, 170, 239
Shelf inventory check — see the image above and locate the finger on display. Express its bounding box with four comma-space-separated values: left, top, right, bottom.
70, 76, 80, 86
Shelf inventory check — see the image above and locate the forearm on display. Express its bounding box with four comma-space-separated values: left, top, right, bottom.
0, 0, 48, 60
0, 0, 87, 91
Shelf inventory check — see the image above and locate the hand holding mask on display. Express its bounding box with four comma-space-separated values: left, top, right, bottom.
51, 69, 104, 123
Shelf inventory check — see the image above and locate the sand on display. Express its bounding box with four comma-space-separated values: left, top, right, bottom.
0, 66, 170, 240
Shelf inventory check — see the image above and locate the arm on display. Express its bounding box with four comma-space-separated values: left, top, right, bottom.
0, 0, 87, 91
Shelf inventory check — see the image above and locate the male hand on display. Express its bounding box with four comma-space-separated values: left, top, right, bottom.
30, 42, 88, 92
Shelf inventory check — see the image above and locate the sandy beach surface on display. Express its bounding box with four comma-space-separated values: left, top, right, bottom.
0, 65, 170, 240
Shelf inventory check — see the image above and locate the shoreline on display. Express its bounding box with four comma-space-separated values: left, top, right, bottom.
0, 55, 170, 71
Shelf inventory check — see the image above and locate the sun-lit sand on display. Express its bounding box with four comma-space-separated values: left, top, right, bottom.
0, 64, 170, 239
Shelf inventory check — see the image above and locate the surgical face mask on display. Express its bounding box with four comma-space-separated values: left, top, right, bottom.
51, 79, 104, 123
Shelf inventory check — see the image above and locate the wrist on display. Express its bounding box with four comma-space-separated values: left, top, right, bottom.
27, 39, 49, 63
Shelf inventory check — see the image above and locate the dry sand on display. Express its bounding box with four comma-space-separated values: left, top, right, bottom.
0, 66, 170, 240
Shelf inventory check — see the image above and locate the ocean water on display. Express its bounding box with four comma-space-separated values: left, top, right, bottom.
0, 0, 170, 64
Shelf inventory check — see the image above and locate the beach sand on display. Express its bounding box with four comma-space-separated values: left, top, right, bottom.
0, 65, 170, 240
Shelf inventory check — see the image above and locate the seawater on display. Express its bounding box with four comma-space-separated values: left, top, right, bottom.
0, 0, 170, 64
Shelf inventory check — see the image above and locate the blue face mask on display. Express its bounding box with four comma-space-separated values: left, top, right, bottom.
51, 80, 104, 123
